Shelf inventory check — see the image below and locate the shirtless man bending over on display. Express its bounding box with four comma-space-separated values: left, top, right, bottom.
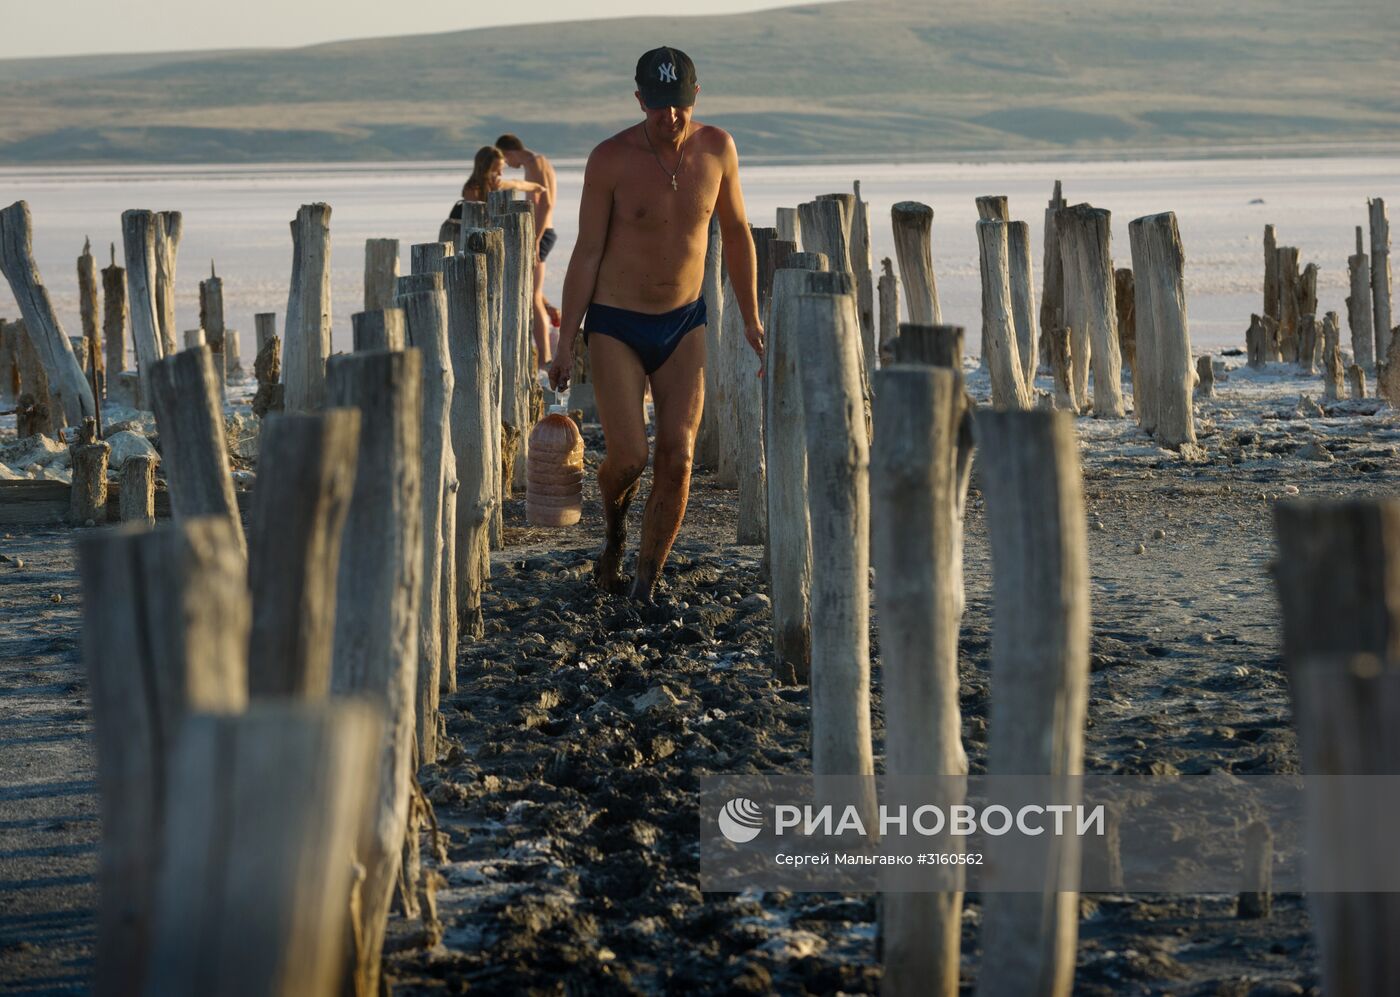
497, 133, 560, 367
549, 46, 763, 603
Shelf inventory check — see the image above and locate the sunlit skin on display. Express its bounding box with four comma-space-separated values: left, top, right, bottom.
551, 84, 763, 603
502, 143, 560, 366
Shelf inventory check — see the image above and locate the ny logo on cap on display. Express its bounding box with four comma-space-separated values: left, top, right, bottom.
658, 62, 677, 83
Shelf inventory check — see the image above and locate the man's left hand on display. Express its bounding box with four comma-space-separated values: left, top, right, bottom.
744, 322, 766, 378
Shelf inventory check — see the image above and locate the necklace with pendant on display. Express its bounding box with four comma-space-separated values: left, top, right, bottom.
643, 121, 688, 190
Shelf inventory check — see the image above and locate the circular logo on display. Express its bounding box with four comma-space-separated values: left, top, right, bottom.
718, 797, 764, 843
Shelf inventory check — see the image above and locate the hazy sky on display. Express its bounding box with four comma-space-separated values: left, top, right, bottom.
2, 0, 837, 60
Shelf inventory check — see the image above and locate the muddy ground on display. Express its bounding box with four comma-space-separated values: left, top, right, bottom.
3, 360, 1397, 995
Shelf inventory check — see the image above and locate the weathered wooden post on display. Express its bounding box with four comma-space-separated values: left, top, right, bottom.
1276, 246, 1301, 362
878, 258, 900, 366
199, 262, 227, 392
70, 421, 110, 525
365, 238, 400, 312
255, 312, 277, 352
975, 409, 1089, 997
975, 219, 1031, 411
1348, 364, 1367, 400
733, 227, 780, 544
147, 701, 378, 997
401, 288, 454, 767
1246, 314, 1267, 369
1371, 198, 1393, 361
0, 319, 17, 408
352, 309, 406, 352
1113, 268, 1137, 389
1058, 205, 1123, 417
411, 241, 452, 276
247, 410, 362, 698
1300, 263, 1319, 335
78, 237, 104, 398
148, 344, 246, 554
78, 516, 249, 997
891, 201, 941, 325
1322, 312, 1345, 401
153, 211, 182, 357
775, 206, 800, 246
12, 319, 58, 437
872, 366, 969, 997
443, 252, 497, 643
895, 323, 963, 368
284, 203, 333, 413
695, 216, 725, 472
120, 454, 157, 525
183, 328, 206, 350
1195, 355, 1215, 399
1297, 312, 1319, 375
497, 211, 536, 492
457, 202, 490, 237
1263, 224, 1279, 325
1130, 212, 1196, 448
1007, 220, 1037, 386
326, 349, 422, 997
0, 201, 96, 424
1348, 226, 1375, 370
1273, 499, 1400, 997
796, 291, 876, 823
765, 254, 828, 684
847, 183, 876, 375
976, 194, 1009, 220
1039, 180, 1067, 369
464, 227, 507, 547
252, 333, 283, 420
101, 244, 127, 388
810, 193, 854, 267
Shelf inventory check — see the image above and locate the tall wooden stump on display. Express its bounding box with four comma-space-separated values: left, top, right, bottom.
326, 350, 423, 997
1263, 224, 1279, 325
255, 312, 277, 352
411, 241, 452, 276
976, 194, 1009, 221
443, 252, 497, 643
401, 289, 455, 767
497, 211, 536, 492
775, 206, 800, 245
975, 220, 1031, 411
464, 227, 507, 548
148, 345, 246, 554
1007, 220, 1037, 387
121, 210, 164, 406
78, 237, 104, 399
1276, 246, 1301, 363
284, 203, 333, 413
807, 194, 853, 273
872, 366, 969, 997
1114, 268, 1137, 387
153, 212, 182, 357
850, 182, 876, 374
975, 410, 1089, 997
1349, 227, 1375, 371
0, 319, 17, 408
1322, 312, 1345, 401
102, 244, 127, 384
895, 323, 964, 368
696, 216, 726, 473
199, 262, 227, 392
78, 516, 249, 997
891, 201, 941, 326
1273, 499, 1400, 997
733, 227, 776, 543
766, 256, 828, 685
147, 702, 379, 997
247, 410, 362, 698
0, 201, 96, 424
70, 438, 110, 525
878, 258, 900, 366
1371, 198, 1393, 362
1298, 314, 1319, 375
1039, 180, 1067, 369
796, 291, 875, 823
12, 319, 58, 437
1058, 204, 1124, 417
1130, 212, 1196, 448
365, 238, 400, 312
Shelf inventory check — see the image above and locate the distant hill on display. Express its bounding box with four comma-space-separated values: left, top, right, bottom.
0, 0, 1395, 164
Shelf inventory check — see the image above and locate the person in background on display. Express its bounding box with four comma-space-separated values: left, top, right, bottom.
460, 145, 546, 204
497, 133, 561, 367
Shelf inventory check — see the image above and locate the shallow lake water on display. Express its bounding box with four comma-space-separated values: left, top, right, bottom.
0, 155, 1394, 358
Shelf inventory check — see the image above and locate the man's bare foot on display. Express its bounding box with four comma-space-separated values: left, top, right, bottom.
593, 541, 628, 595
628, 571, 657, 605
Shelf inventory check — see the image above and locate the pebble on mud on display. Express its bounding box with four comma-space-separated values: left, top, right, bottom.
1136, 543, 1148, 555
49, 594, 62, 603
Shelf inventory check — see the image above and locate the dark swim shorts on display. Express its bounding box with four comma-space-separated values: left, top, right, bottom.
538, 228, 558, 261
583, 298, 708, 375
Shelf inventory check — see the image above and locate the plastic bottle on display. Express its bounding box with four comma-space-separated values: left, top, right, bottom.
526, 403, 583, 527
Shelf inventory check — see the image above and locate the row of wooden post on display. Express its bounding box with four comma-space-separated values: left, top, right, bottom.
69, 187, 540, 994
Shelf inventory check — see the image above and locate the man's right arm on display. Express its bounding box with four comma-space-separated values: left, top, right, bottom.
550, 146, 613, 390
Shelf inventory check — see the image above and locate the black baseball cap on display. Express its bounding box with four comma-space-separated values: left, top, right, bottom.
635, 47, 698, 109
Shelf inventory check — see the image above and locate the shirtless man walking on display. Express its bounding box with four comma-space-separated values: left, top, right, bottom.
549, 46, 763, 603
497, 133, 560, 367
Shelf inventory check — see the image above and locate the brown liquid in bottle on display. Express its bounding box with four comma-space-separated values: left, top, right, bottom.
526, 408, 584, 527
